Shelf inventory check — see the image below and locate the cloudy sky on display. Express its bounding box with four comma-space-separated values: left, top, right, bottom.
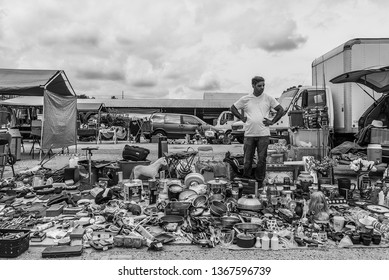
0, 0, 388, 99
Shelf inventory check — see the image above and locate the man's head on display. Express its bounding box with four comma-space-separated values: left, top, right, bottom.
251, 76, 265, 96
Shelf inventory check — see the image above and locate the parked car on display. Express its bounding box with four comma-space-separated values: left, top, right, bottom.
147, 113, 218, 139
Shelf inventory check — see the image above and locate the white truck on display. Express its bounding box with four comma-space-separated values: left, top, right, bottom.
213, 110, 239, 140
312, 38, 389, 140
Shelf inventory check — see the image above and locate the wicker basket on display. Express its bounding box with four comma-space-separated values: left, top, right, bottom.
0, 228, 31, 258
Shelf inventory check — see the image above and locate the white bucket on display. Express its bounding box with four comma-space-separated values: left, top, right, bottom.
367, 144, 382, 163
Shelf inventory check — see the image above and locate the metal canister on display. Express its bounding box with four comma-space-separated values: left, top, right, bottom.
148, 179, 158, 205
231, 182, 240, 200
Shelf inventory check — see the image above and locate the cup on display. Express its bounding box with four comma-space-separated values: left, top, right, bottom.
372, 234, 382, 245
361, 233, 372, 246
218, 228, 235, 248
333, 216, 345, 232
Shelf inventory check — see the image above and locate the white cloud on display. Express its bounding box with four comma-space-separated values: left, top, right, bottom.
1, 0, 389, 99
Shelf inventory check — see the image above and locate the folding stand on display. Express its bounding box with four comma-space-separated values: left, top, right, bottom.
81, 147, 99, 187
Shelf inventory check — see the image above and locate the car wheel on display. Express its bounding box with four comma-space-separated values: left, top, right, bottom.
223, 132, 233, 145
237, 136, 244, 144
152, 130, 167, 137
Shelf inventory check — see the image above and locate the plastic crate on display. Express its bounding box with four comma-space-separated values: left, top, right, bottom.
0, 228, 30, 258
292, 146, 329, 161
370, 128, 389, 144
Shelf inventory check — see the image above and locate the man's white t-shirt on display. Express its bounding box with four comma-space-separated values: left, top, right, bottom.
234, 93, 279, 137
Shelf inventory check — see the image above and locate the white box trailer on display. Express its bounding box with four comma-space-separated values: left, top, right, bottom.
312, 38, 389, 137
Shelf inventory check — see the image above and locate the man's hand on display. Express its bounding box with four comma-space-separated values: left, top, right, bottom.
263, 118, 274, 126
241, 116, 247, 123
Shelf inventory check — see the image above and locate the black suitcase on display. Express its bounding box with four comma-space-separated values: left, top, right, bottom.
42, 245, 83, 258
122, 145, 150, 161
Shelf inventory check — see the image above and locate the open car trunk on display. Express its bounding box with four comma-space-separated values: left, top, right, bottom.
330, 66, 389, 130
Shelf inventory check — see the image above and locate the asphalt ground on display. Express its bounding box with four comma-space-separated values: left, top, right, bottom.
3, 139, 389, 260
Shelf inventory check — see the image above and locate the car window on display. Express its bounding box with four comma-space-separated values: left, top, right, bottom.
307, 89, 326, 108
183, 115, 202, 125
165, 114, 181, 124
151, 114, 164, 123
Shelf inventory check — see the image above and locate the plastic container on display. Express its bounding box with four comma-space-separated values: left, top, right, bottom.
261, 232, 270, 250
271, 233, 279, 250
370, 128, 389, 144
291, 128, 329, 147
367, 144, 382, 163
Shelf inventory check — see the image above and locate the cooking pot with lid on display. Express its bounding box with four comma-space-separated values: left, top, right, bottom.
168, 184, 183, 201
207, 178, 228, 194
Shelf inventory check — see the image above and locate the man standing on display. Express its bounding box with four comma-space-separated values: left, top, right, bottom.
231, 76, 284, 186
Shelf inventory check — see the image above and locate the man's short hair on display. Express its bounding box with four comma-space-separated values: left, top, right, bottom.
252, 76, 265, 85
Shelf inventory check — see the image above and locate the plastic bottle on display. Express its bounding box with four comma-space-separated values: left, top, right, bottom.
255, 237, 261, 248
378, 190, 385, 206
69, 154, 76, 168
74, 154, 79, 167
261, 232, 270, 250
271, 233, 279, 250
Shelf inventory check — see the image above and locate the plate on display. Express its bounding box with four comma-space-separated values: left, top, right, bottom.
365, 204, 389, 214
359, 216, 377, 226
354, 201, 368, 207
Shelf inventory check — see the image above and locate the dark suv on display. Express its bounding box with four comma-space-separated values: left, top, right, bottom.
148, 113, 215, 139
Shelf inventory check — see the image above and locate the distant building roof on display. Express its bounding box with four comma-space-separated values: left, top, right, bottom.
77, 98, 238, 108
203, 92, 247, 100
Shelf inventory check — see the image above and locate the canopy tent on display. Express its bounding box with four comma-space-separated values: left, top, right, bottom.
0, 96, 106, 121
0, 68, 77, 150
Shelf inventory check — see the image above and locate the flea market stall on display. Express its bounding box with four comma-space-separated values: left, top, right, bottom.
0, 69, 77, 152
1, 138, 389, 258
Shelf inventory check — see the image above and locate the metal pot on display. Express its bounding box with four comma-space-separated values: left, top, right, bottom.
210, 201, 228, 217
237, 195, 262, 211
168, 184, 183, 201
221, 214, 241, 228
236, 231, 256, 248
207, 178, 228, 194
234, 223, 261, 233
208, 193, 225, 204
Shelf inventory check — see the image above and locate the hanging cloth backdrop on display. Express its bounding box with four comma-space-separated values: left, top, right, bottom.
42, 90, 77, 149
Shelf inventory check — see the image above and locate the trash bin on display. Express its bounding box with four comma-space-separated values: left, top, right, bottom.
158, 136, 168, 158
8, 128, 22, 161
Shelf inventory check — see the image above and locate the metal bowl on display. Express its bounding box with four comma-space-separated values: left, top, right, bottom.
192, 195, 208, 208
160, 215, 185, 225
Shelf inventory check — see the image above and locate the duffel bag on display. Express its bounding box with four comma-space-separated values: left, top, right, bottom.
122, 145, 150, 161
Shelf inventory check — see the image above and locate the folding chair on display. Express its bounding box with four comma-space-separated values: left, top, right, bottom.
165, 148, 198, 179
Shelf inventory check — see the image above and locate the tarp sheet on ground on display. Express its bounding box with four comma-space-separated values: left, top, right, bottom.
0, 68, 77, 150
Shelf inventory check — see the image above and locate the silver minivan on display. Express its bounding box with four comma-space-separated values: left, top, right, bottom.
149, 113, 215, 139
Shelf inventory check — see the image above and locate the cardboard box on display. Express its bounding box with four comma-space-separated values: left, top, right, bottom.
45, 204, 64, 217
